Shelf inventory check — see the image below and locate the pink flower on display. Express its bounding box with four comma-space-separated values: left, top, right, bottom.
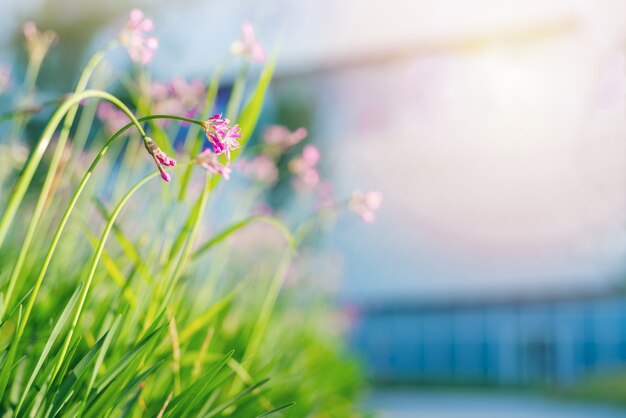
230, 22, 265, 63
150, 78, 205, 125
97, 102, 130, 135
144, 137, 176, 181
316, 180, 334, 209
241, 155, 278, 184
289, 145, 320, 189
195, 149, 231, 179
22, 21, 58, 66
201, 114, 242, 161
263, 125, 307, 149
119, 9, 158, 65
0, 66, 10, 95
348, 191, 383, 223
252, 202, 273, 216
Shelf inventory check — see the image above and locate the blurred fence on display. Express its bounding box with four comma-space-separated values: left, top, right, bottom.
350, 291, 626, 386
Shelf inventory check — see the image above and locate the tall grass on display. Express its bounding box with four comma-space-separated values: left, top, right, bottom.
0, 12, 368, 418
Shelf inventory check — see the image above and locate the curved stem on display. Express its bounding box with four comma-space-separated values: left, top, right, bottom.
51, 170, 160, 379
158, 173, 213, 314
0, 89, 147, 250
0, 115, 201, 401
191, 215, 295, 261
5, 115, 202, 329
228, 248, 293, 398
0, 90, 150, 318
225, 61, 249, 121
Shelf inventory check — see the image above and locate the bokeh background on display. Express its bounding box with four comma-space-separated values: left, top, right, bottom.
3, 0, 626, 416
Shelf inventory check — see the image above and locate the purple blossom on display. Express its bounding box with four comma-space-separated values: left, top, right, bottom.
316, 180, 334, 209
348, 191, 383, 223
201, 114, 241, 161
150, 78, 205, 120
230, 22, 265, 63
144, 137, 176, 182
0, 66, 11, 95
119, 9, 158, 65
195, 149, 231, 179
97, 102, 130, 135
263, 125, 307, 149
241, 155, 278, 184
289, 144, 320, 189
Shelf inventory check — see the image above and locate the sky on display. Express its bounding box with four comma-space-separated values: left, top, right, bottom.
2, 0, 626, 302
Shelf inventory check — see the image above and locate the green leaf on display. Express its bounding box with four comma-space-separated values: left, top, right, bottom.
14, 283, 83, 415
93, 198, 154, 285
165, 350, 234, 417
90, 325, 165, 401
178, 64, 224, 201
178, 286, 240, 343
229, 56, 276, 161
192, 215, 294, 261
85, 316, 121, 399
256, 402, 296, 417
83, 228, 138, 306
204, 378, 270, 418
49, 329, 111, 417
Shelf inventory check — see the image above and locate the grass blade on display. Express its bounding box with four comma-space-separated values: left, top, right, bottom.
256, 402, 296, 417
14, 282, 83, 415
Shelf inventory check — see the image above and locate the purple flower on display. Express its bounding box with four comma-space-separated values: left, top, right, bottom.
0, 66, 11, 95
119, 9, 158, 65
230, 22, 265, 63
201, 114, 242, 161
316, 180, 334, 209
150, 78, 205, 118
348, 191, 383, 223
144, 137, 176, 182
97, 102, 130, 135
241, 155, 278, 184
195, 149, 231, 179
263, 125, 307, 149
289, 144, 320, 190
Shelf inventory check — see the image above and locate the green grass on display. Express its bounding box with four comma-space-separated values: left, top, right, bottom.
0, 19, 367, 417
549, 370, 626, 406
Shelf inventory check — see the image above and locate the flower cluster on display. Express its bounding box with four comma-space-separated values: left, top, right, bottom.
195, 114, 241, 179
289, 144, 320, 190
238, 125, 306, 185
119, 9, 158, 65
150, 78, 205, 121
97, 102, 130, 135
144, 137, 176, 181
22, 21, 58, 67
263, 125, 307, 152
241, 155, 278, 184
96, 101, 129, 135
201, 114, 241, 161
348, 191, 383, 223
195, 149, 231, 180
0, 66, 10, 95
231, 22, 265, 63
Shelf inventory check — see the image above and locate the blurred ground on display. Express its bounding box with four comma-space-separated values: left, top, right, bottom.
365, 389, 626, 418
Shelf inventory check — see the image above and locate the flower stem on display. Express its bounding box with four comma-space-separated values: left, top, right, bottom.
0, 115, 202, 403
228, 247, 294, 397
51, 170, 161, 380
159, 173, 213, 313
225, 61, 249, 121
0, 90, 149, 320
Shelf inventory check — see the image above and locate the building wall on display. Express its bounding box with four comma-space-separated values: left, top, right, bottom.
350, 296, 626, 385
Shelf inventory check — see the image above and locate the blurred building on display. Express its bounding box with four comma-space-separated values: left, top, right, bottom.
351, 290, 626, 386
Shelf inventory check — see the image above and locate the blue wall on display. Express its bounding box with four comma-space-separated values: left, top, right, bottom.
350, 295, 626, 385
